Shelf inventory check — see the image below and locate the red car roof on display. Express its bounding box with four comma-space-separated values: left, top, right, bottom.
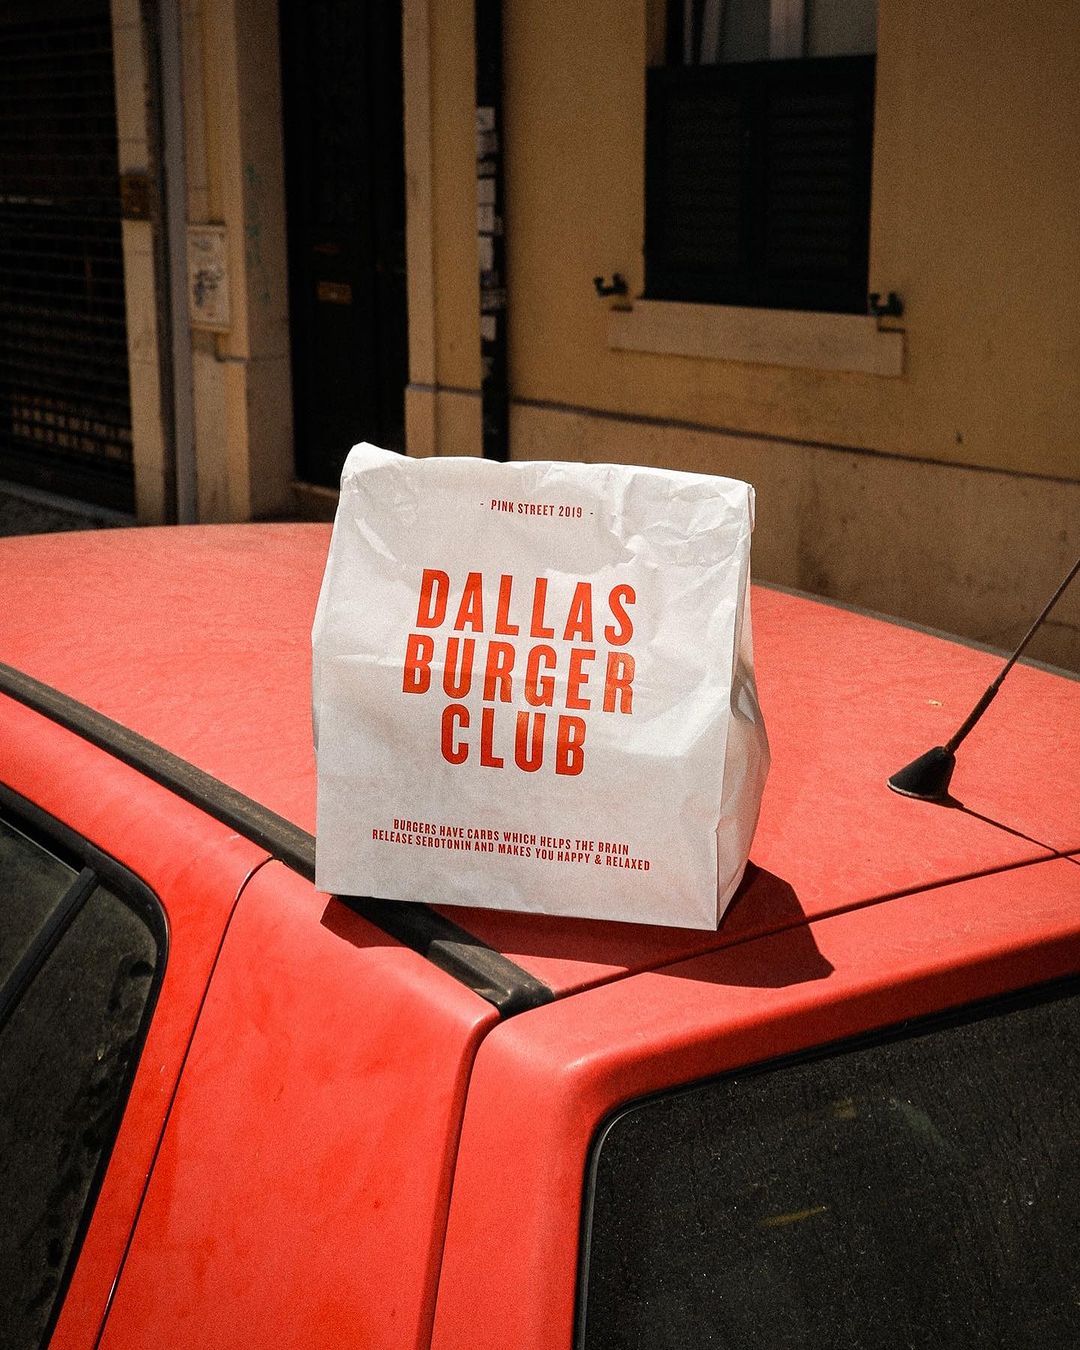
1, 523, 1076, 999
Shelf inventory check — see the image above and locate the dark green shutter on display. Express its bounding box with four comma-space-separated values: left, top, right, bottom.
645, 55, 875, 313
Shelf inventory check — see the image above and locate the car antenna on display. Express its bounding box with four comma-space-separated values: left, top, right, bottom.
888, 553, 1080, 801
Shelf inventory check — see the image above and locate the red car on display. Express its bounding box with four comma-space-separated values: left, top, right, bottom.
1, 524, 1077, 1350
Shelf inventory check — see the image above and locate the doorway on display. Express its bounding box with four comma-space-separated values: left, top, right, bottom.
279, 0, 408, 490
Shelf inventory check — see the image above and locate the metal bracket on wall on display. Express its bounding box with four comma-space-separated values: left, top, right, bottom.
593, 274, 628, 299
868, 290, 904, 319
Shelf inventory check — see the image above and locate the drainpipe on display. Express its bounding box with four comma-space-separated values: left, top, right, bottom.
144, 0, 196, 521
474, 0, 509, 461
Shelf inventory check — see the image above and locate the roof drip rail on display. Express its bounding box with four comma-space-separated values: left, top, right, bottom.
0, 661, 554, 1017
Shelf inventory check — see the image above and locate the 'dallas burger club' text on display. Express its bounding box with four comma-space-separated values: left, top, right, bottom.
402, 569, 636, 774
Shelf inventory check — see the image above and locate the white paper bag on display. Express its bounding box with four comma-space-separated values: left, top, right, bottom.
313, 444, 769, 929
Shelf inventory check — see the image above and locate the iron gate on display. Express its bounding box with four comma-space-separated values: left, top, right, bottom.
0, 0, 134, 512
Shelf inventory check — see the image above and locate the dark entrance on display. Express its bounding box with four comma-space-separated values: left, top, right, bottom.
0, 0, 133, 512
280, 0, 408, 490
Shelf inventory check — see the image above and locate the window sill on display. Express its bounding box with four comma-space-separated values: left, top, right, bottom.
608, 299, 904, 377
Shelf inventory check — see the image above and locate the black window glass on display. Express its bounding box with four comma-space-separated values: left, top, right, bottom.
0, 818, 76, 989
580, 981, 1080, 1349
0, 859, 161, 1350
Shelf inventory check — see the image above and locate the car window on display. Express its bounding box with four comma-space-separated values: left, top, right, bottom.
0, 818, 77, 989
0, 809, 164, 1350
579, 978, 1080, 1350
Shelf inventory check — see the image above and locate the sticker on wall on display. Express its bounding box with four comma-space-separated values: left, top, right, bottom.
187, 224, 231, 331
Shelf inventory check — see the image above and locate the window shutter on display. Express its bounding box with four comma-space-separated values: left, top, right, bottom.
761, 57, 875, 311
646, 64, 755, 305
645, 55, 875, 313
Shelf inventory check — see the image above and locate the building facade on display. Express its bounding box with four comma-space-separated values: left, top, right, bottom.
2, 0, 1077, 668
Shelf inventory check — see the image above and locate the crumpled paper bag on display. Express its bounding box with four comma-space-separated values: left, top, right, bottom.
313, 444, 769, 929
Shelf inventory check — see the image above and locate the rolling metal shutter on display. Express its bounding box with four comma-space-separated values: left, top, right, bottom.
0, 0, 134, 511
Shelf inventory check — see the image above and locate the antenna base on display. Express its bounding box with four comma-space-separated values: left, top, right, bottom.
887, 746, 955, 801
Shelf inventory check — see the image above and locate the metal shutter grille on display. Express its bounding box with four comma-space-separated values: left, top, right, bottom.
0, 3, 134, 511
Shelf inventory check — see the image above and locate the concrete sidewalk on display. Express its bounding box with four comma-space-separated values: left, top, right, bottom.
0, 482, 133, 537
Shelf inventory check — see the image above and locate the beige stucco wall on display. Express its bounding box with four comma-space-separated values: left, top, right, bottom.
409, 0, 1079, 666
510, 402, 1080, 670
495, 0, 1080, 482
110, 0, 293, 524
403, 0, 483, 457
183, 0, 293, 522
